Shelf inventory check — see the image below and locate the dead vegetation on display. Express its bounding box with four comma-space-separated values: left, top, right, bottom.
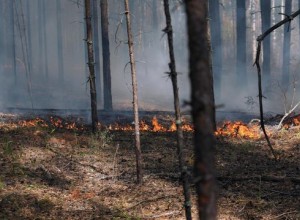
0, 114, 299, 219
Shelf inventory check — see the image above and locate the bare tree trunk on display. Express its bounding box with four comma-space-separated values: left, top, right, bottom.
101, 0, 113, 111
282, 0, 292, 88
163, 0, 192, 219
260, 0, 271, 83
236, 0, 247, 88
56, 0, 64, 84
208, 0, 222, 101
10, 0, 17, 85
185, 1, 217, 219
92, 0, 102, 108
85, 0, 98, 132
41, 0, 49, 80
124, 0, 143, 184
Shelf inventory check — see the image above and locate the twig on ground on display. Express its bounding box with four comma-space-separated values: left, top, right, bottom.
143, 210, 181, 219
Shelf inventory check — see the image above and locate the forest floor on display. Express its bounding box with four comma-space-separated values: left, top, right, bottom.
0, 113, 299, 219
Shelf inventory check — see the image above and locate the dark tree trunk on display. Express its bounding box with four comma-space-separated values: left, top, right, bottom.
85, 0, 99, 132
185, 1, 217, 219
56, 0, 64, 84
124, 0, 143, 184
92, 0, 102, 108
101, 0, 113, 111
236, 0, 247, 88
282, 0, 292, 88
208, 0, 222, 101
163, 0, 192, 219
260, 0, 271, 84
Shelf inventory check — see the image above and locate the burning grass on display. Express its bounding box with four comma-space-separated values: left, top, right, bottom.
0, 113, 299, 219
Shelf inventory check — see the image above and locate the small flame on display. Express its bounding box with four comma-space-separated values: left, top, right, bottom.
215, 121, 260, 139
152, 116, 166, 132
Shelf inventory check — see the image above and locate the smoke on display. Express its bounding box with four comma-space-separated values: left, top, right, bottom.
0, 0, 299, 118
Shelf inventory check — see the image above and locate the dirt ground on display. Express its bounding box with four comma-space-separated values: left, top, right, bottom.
0, 114, 299, 219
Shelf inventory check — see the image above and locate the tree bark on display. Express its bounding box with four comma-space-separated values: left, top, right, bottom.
185, 1, 217, 219
208, 0, 222, 101
124, 0, 143, 184
101, 0, 113, 111
92, 0, 102, 108
163, 1, 192, 219
282, 0, 292, 88
260, 0, 271, 82
236, 0, 247, 88
56, 0, 64, 84
85, 0, 99, 132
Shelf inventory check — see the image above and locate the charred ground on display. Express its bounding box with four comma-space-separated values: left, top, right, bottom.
0, 113, 299, 219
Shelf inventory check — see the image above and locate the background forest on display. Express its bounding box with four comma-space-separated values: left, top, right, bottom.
0, 0, 299, 115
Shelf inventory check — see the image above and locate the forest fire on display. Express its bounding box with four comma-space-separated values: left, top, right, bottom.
108, 116, 194, 132
12, 115, 266, 139
215, 121, 261, 139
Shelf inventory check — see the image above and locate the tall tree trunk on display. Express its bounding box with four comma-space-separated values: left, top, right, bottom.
85, 0, 99, 132
208, 0, 222, 101
124, 0, 143, 184
92, 0, 102, 108
185, 1, 217, 219
282, 0, 292, 88
260, 0, 271, 85
236, 0, 247, 88
163, 1, 192, 219
26, 0, 33, 78
38, 0, 44, 80
56, 0, 64, 84
7, 0, 17, 85
42, 0, 49, 80
101, 0, 113, 110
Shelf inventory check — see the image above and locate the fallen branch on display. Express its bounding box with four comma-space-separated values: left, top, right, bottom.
254, 9, 300, 160
143, 211, 181, 219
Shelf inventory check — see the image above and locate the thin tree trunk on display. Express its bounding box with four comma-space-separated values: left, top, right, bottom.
163, 1, 192, 219
42, 0, 49, 80
56, 0, 64, 84
26, 0, 33, 78
124, 0, 142, 184
282, 0, 292, 88
236, 0, 247, 88
185, 1, 217, 219
208, 0, 222, 101
92, 0, 102, 108
260, 0, 271, 83
85, 0, 99, 132
8, 0, 17, 85
101, 0, 113, 110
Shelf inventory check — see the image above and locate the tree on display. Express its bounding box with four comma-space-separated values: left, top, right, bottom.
236, 0, 247, 88
208, 0, 222, 101
85, 0, 99, 132
282, 0, 292, 88
101, 0, 113, 110
56, 0, 64, 84
163, 0, 192, 219
185, 0, 217, 219
260, 0, 271, 83
124, 0, 143, 184
92, 0, 102, 108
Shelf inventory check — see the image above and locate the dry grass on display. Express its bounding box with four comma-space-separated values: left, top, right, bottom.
0, 116, 299, 219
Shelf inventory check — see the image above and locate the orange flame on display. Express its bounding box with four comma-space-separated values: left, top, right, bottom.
215, 121, 260, 139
